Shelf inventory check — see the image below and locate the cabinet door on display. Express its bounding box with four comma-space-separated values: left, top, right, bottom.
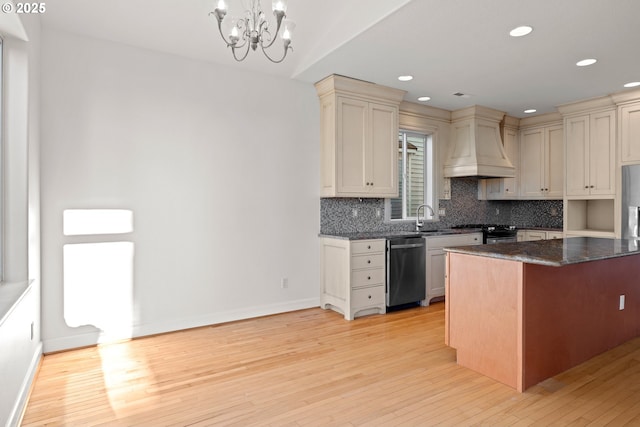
620, 103, 640, 164
546, 231, 564, 239
336, 97, 368, 194
589, 110, 615, 195
502, 127, 519, 197
565, 115, 590, 196
427, 250, 447, 299
520, 128, 545, 197
546, 125, 564, 198
368, 102, 398, 197
484, 179, 504, 199
524, 230, 547, 241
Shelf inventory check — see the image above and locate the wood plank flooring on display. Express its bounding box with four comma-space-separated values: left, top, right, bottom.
21, 303, 640, 426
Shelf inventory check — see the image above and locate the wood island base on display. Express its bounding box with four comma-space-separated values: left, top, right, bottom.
445, 252, 640, 392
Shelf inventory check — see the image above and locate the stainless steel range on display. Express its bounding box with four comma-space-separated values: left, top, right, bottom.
452, 224, 518, 244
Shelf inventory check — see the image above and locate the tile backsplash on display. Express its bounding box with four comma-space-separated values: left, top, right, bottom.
320, 178, 563, 234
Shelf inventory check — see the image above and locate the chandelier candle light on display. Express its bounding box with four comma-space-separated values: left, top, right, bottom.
211, 0, 295, 63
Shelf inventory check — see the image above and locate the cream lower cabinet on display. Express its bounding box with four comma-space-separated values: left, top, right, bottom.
320, 238, 386, 320
517, 230, 564, 241
424, 233, 482, 305
519, 124, 564, 199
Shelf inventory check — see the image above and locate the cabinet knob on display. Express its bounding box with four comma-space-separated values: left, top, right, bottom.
367, 260, 371, 264
368, 295, 372, 299
367, 276, 371, 280
585, 186, 589, 189
545, 188, 549, 192
590, 185, 594, 188
540, 188, 544, 191
367, 245, 371, 249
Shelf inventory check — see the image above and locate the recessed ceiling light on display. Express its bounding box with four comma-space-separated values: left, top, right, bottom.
524, 109, 537, 114
398, 75, 413, 82
509, 26, 533, 37
417, 96, 431, 102
624, 81, 640, 88
576, 58, 597, 67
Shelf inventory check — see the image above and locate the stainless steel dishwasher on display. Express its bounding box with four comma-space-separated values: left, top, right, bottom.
386, 236, 426, 308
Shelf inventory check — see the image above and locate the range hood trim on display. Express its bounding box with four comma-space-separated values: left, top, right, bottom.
443, 105, 516, 179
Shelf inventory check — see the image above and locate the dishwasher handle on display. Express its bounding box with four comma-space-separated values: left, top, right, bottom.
390, 243, 425, 249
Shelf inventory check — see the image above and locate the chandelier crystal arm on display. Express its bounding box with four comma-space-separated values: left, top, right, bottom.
210, 10, 240, 48
259, 10, 285, 50
231, 40, 252, 62
261, 40, 291, 63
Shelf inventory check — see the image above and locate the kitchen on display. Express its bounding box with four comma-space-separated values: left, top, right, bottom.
314, 63, 640, 394
3, 0, 640, 425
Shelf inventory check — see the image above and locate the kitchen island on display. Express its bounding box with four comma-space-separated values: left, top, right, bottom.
444, 237, 640, 392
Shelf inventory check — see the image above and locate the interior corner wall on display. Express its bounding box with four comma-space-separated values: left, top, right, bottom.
39, 28, 320, 352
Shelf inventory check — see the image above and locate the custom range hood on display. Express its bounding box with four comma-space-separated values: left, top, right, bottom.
443, 106, 515, 178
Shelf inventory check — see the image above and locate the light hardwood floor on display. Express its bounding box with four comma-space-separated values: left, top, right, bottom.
22, 303, 640, 426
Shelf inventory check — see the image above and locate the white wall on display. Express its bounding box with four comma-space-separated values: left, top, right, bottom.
40, 28, 320, 352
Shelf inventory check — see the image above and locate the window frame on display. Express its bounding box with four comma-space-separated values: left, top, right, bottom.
386, 126, 438, 223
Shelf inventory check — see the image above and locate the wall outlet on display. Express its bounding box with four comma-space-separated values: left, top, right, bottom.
619, 295, 625, 310
352, 208, 358, 218
376, 208, 381, 218
281, 278, 289, 289
438, 208, 446, 216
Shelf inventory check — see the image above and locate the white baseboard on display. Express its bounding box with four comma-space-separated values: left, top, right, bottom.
8, 342, 42, 427
43, 297, 320, 353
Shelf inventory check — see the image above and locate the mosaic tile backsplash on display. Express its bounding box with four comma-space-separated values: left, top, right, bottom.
320, 178, 563, 234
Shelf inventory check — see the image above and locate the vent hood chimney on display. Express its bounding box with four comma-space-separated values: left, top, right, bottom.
443, 106, 515, 178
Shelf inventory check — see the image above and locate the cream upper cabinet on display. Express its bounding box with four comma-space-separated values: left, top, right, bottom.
564, 110, 615, 197
519, 124, 563, 199
619, 101, 640, 164
315, 75, 406, 198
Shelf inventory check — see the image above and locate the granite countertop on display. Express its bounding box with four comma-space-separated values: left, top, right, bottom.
319, 228, 482, 240
445, 237, 640, 267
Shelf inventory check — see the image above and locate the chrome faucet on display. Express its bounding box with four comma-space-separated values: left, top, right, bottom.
415, 204, 435, 231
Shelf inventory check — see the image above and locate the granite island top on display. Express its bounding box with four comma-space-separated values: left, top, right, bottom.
319, 228, 482, 240
445, 237, 640, 267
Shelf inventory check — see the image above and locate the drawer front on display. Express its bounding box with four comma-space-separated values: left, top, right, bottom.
352, 268, 385, 288
426, 233, 482, 250
352, 285, 385, 308
351, 239, 386, 255
351, 253, 385, 270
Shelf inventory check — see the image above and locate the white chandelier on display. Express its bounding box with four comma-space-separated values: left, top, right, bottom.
211, 0, 295, 63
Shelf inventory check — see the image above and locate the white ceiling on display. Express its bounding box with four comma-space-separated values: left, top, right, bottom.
41, 0, 640, 118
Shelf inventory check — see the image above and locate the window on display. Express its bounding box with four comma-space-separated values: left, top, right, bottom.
387, 130, 436, 221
